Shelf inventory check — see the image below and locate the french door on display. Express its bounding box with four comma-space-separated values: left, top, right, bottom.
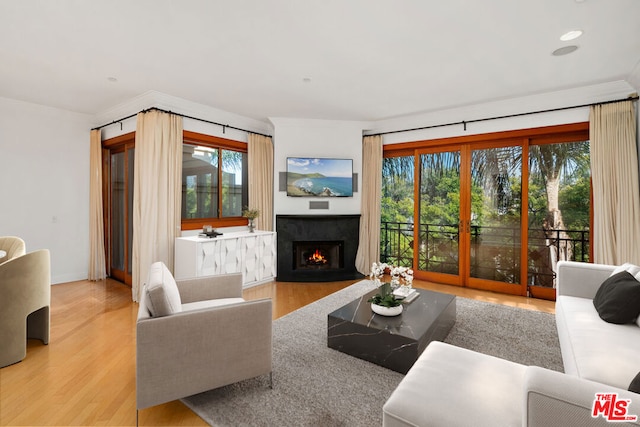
382, 124, 591, 299
416, 147, 463, 283
467, 142, 525, 294
415, 141, 526, 295
104, 137, 135, 286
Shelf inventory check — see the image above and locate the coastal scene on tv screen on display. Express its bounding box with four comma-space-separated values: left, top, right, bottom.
287, 157, 353, 197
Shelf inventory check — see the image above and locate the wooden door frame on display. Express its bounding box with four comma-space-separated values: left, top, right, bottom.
384, 122, 591, 300
464, 138, 529, 297
412, 145, 464, 287
103, 132, 135, 286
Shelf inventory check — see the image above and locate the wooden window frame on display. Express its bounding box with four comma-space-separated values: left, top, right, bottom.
103, 130, 249, 235
181, 131, 249, 231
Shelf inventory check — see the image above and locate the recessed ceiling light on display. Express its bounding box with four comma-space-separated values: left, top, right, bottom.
552, 45, 579, 56
560, 30, 583, 41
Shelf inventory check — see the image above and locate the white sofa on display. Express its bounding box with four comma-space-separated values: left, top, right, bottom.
383, 261, 640, 427
555, 261, 640, 390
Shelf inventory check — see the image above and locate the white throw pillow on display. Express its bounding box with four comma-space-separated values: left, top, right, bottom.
611, 263, 640, 277
144, 262, 182, 317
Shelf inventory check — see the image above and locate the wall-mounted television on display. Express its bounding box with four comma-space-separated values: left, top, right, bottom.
286, 157, 353, 197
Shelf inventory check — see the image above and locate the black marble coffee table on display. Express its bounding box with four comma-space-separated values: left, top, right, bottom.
327, 287, 456, 374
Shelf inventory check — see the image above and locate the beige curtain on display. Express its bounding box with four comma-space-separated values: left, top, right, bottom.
88, 129, 107, 280
355, 135, 383, 275
590, 100, 640, 265
132, 111, 183, 302
248, 133, 274, 231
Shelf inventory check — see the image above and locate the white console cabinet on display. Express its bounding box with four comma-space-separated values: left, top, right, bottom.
174, 231, 277, 287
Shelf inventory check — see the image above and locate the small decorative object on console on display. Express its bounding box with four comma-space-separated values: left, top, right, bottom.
242, 207, 260, 233
199, 225, 223, 238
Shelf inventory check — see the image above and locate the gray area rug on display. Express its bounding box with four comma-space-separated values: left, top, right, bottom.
181, 280, 562, 426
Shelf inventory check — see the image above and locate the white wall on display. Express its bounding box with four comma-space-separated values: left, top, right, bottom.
0, 96, 93, 284
269, 118, 367, 220
98, 90, 273, 142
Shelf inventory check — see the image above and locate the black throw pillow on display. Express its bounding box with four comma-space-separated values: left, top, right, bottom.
630, 372, 640, 394
593, 271, 640, 324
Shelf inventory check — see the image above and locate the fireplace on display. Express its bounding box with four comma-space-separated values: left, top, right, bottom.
293, 241, 344, 270
276, 215, 363, 282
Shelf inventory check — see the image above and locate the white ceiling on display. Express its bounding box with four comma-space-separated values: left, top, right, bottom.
1, 0, 639, 123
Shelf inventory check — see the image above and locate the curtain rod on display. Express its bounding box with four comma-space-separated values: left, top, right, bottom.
366, 94, 639, 137
91, 107, 273, 138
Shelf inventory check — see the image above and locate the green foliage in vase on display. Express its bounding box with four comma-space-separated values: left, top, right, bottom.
368, 282, 401, 308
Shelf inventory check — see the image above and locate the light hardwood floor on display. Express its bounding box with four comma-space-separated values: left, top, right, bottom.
0, 277, 555, 426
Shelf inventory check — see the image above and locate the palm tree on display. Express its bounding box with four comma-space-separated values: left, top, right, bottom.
530, 141, 590, 261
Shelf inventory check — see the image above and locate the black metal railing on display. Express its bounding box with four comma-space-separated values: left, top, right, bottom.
380, 221, 589, 288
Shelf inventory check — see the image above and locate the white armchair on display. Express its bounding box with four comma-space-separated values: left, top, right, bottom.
136, 262, 272, 410
0, 236, 26, 264
0, 249, 50, 368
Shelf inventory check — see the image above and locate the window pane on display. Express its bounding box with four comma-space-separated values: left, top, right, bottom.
419, 150, 461, 275
182, 145, 219, 219
470, 146, 522, 284
221, 149, 247, 217
527, 140, 590, 288
380, 156, 414, 267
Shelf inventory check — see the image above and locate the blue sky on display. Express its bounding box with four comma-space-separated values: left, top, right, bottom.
287, 157, 352, 178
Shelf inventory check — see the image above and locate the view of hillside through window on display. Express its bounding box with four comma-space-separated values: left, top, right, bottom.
381, 139, 590, 293
527, 140, 591, 287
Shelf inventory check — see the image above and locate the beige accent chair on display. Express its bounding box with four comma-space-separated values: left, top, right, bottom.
0, 236, 26, 264
136, 262, 273, 410
0, 249, 51, 368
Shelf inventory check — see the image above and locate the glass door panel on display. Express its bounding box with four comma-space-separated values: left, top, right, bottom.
108, 145, 133, 285
469, 146, 522, 284
110, 151, 125, 273
418, 150, 461, 277
127, 148, 134, 276
527, 140, 590, 296
380, 156, 415, 267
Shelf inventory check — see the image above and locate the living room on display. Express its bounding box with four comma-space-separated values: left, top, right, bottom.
2, 1, 640, 426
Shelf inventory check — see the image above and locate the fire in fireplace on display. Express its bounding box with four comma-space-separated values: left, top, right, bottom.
293, 241, 343, 270
307, 249, 328, 265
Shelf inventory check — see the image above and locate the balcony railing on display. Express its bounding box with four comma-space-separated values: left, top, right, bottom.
380, 221, 589, 288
